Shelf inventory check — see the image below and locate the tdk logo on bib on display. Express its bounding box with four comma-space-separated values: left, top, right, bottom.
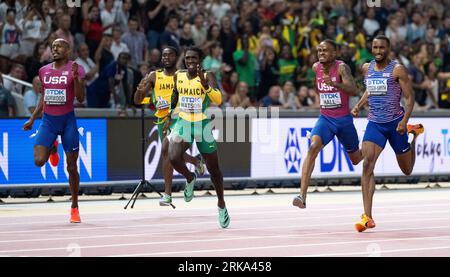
46, 89, 65, 95
322, 93, 340, 100
43, 76, 68, 85
367, 79, 387, 86
366, 78, 388, 95
181, 97, 201, 104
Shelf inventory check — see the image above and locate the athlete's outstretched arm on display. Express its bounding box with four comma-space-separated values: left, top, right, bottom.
204, 72, 222, 105
351, 63, 370, 117
336, 63, 359, 96
23, 81, 44, 130
134, 71, 155, 105
394, 64, 415, 134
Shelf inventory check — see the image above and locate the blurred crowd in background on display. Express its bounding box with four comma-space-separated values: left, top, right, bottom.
1, 0, 450, 117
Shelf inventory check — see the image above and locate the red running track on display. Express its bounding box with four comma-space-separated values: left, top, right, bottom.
0, 188, 450, 257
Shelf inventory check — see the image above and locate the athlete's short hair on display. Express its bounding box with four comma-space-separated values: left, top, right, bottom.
321, 39, 338, 51
373, 35, 391, 47
53, 38, 70, 49
185, 46, 204, 60
163, 46, 179, 57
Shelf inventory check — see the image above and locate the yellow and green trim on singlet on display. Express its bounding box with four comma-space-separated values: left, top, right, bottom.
152, 69, 177, 141
171, 70, 222, 153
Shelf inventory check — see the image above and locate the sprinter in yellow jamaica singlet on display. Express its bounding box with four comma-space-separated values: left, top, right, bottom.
163, 46, 230, 228
134, 47, 205, 207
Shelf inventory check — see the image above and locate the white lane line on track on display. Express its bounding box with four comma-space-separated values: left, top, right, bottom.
107, 234, 450, 257
2, 201, 450, 225
1, 208, 450, 243
2, 222, 450, 255
298, 245, 450, 257
0, 199, 450, 230
1, 206, 450, 235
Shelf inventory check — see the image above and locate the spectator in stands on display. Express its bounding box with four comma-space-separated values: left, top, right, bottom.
0, 73, 16, 117
202, 23, 221, 52
278, 44, 299, 86
160, 15, 180, 50
39, 0, 52, 39
0, 0, 16, 23
236, 20, 258, 55
424, 25, 441, 55
260, 85, 282, 108
75, 42, 99, 107
45, 0, 57, 18
363, 8, 380, 37
257, 24, 280, 55
111, 26, 130, 60
3, 63, 25, 95
82, 4, 103, 59
423, 61, 450, 109
179, 22, 195, 50
100, 0, 116, 35
55, 14, 75, 53
202, 43, 223, 82
408, 51, 428, 108
407, 11, 426, 43
280, 80, 301, 110
0, 8, 21, 59
259, 47, 279, 100
40, 31, 57, 64
233, 34, 257, 101
297, 49, 317, 89
23, 76, 41, 116
191, 13, 207, 46
147, 48, 161, 72
207, 0, 231, 24
19, 5, 49, 57
121, 16, 148, 68
219, 15, 236, 69
194, 0, 210, 21
116, 0, 132, 33
230, 81, 251, 108
144, 0, 172, 50
95, 34, 114, 72
87, 47, 120, 109
82, 0, 97, 21
297, 85, 319, 110
385, 15, 407, 45
111, 52, 132, 115
24, 41, 46, 83
220, 64, 237, 97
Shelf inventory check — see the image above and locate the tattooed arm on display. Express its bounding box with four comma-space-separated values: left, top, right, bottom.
334, 63, 359, 96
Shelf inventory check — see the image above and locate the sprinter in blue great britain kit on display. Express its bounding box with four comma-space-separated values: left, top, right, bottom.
351, 35, 424, 232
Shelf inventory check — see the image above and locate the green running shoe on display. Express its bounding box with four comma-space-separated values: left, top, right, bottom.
159, 193, 172, 206
184, 173, 196, 202
218, 207, 230, 228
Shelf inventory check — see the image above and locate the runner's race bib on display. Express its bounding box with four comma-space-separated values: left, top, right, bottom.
320, 92, 342, 109
366, 78, 388, 96
180, 96, 202, 113
44, 88, 67, 105
156, 95, 170, 110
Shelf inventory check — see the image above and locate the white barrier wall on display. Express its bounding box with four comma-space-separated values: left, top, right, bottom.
251, 117, 450, 178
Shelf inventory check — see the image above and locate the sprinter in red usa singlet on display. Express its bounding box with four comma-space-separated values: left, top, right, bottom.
23, 38, 86, 223
293, 39, 363, 210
